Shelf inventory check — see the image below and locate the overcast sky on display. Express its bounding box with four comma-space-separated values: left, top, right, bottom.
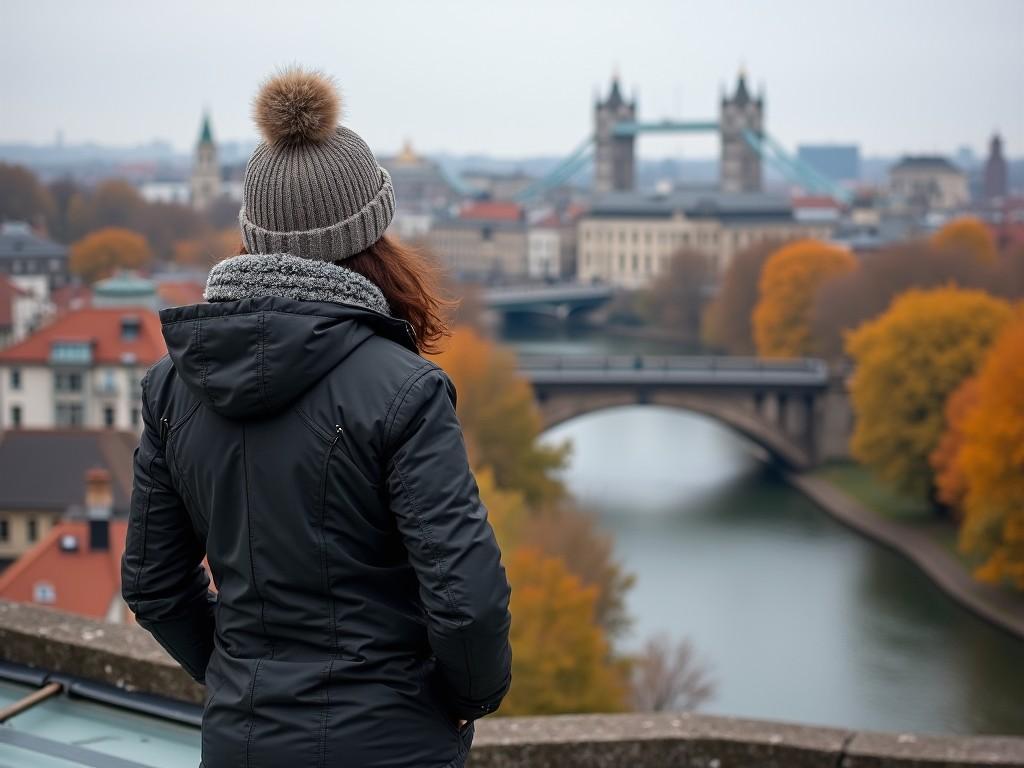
2, 0, 1022, 159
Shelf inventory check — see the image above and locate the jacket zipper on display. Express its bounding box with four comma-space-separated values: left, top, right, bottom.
160, 417, 170, 446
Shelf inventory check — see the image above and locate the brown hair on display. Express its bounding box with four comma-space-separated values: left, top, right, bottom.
341, 235, 454, 354
238, 234, 454, 354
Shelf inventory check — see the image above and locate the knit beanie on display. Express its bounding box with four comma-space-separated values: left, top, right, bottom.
238, 68, 395, 261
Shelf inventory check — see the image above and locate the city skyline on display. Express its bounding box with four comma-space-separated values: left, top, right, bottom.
2, 0, 1022, 160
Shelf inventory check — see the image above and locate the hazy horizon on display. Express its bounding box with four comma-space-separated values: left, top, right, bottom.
2, 0, 1022, 161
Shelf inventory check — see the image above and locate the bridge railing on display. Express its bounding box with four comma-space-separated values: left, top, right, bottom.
517, 354, 828, 375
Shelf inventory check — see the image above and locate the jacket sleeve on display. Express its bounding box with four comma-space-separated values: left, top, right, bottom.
385, 366, 512, 720
121, 372, 215, 684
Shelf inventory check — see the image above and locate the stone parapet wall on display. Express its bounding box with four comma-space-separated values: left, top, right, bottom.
0, 600, 1021, 767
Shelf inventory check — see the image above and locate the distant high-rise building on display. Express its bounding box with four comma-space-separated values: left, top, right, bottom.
797, 145, 861, 184
190, 112, 221, 210
983, 133, 1008, 201
719, 70, 763, 194
593, 74, 637, 193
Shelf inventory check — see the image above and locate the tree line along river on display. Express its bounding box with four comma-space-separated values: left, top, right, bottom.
504, 325, 1024, 736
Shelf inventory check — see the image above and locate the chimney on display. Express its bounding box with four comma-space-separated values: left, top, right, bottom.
85, 468, 112, 552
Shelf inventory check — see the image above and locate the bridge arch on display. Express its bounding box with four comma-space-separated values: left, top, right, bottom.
535, 391, 813, 470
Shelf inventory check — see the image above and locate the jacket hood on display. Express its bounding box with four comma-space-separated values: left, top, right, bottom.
160, 296, 417, 420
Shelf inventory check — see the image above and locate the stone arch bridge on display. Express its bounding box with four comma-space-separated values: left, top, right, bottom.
517, 355, 852, 470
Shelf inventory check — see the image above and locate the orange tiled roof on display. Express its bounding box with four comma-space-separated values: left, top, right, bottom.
0, 520, 131, 621
459, 201, 524, 222
157, 280, 205, 308
0, 307, 166, 365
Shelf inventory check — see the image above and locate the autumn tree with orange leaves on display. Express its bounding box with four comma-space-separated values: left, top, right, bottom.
69, 227, 153, 283
846, 287, 1012, 502
433, 326, 567, 505
948, 313, 1024, 589
932, 216, 997, 265
753, 240, 857, 357
702, 239, 785, 355
929, 377, 980, 514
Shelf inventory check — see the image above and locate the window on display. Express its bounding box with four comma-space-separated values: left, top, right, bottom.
27, 517, 38, 543
121, 316, 141, 341
55, 402, 84, 427
50, 341, 91, 365
10, 368, 21, 390
104, 406, 115, 428
33, 582, 56, 605
55, 371, 84, 392
10, 405, 21, 428
0, 517, 8, 541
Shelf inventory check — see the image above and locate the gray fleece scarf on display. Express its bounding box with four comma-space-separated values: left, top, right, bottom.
203, 252, 391, 316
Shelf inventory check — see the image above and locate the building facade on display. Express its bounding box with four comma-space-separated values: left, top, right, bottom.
527, 209, 583, 280
888, 156, 968, 212
426, 202, 528, 282
0, 308, 165, 431
577, 190, 831, 288
190, 113, 221, 210
0, 222, 70, 292
719, 72, 764, 194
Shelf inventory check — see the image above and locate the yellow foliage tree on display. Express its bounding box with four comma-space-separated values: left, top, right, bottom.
954, 313, 1024, 588
931, 217, 997, 265
69, 227, 153, 283
433, 326, 568, 504
753, 240, 857, 357
500, 547, 628, 716
474, 466, 528, 552
846, 287, 1012, 501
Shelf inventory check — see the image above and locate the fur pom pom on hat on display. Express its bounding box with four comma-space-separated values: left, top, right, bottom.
253, 68, 341, 145
238, 67, 394, 262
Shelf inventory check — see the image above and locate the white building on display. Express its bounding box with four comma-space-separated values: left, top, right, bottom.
889, 156, 968, 212
577, 190, 832, 288
527, 209, 583, 281
0, 275, 53, 349
0, 307, 166, 431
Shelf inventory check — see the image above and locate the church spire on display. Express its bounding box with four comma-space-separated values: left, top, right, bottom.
198, 112, 214, 146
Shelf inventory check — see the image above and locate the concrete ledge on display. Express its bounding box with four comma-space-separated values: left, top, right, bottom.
1, 600, 1022, 766
0, 599, 203, 705
468, 713, 1024, 768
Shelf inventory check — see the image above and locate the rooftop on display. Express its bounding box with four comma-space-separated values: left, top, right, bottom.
459, 201, 525, 222
0, 222, 67, 261
890, 155, 962, 173
0, 307, 165, 366
586, 189, 795, 222
0, 430, 137, 515
0, 520, 131, 622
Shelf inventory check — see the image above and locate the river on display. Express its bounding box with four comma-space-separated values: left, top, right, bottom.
505, 325, 1024, 736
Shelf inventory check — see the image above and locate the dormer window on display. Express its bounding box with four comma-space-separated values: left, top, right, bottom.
51, 341, 92, 365
121, 315, 141, 341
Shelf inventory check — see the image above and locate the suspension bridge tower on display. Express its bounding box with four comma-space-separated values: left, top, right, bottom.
593, 74, 636, 193
719, 70, 764, 193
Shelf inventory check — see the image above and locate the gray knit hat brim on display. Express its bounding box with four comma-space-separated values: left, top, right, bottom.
239, 167, 395, 262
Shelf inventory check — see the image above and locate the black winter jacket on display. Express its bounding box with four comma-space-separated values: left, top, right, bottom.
121, 296, 512, 768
